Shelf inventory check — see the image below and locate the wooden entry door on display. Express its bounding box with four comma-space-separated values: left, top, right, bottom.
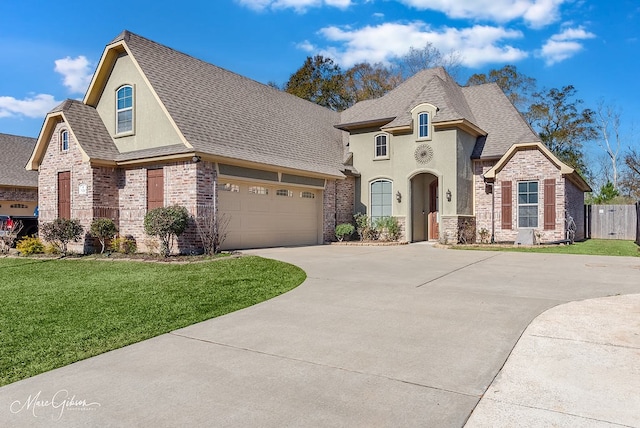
428, 180, 439, 240
58, 171, 71, 219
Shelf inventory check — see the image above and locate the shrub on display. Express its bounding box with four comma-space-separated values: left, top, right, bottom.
16, 236, 45, 255
44, 243, 61, 255
144, 205, 189, 257
194, 207, 229, 255
478, 227, 490, 244
375, 216, 401, 241
109, 235, 137, 254
90, 218, 117, 254
40, 218, 84, 256
354, 213, 378, 241
335, 223, 355, 242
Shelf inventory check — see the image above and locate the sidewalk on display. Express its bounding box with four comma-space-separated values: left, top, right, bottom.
466, 293, 640, 427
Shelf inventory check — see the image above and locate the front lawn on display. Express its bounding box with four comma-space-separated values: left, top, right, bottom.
0, 256, 305, 386
452, 239, 640, 257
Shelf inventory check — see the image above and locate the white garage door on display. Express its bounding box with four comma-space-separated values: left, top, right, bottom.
218, 181, 322, 250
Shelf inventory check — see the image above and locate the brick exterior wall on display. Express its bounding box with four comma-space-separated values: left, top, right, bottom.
0, 187, 38, 202
323, 176, 356, 242
474, 149, 568, 243
323, 179, 337, 242
565, 179, 586, 241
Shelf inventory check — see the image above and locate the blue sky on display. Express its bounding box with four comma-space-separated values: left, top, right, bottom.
1, 0, 638, 168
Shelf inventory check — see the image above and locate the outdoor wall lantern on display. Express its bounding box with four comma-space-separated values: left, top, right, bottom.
192, 155, 201, 163
446, 189, 452, 202
396, 191, 402, 203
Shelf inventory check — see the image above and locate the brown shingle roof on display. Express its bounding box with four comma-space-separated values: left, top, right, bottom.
0, 133, 38, 188
338, 67, 539, 159
463, 83, 539, 158
119, 31, 345, 177
53, 100, 121, 160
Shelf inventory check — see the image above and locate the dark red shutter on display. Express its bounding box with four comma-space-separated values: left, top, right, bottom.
147, 169, 164, 210
501, 181, 512, 230
58, 171, 71, 219
544, 179, 556, 230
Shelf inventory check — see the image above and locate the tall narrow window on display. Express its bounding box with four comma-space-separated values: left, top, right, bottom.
60, 130, 69, 151
375, 134, 388, 158
370, 179, 392, 222
518, 181, 538, 228
418, 112, 429, 138
116, 85, 133, 134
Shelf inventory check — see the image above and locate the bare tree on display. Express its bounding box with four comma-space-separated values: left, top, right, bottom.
594, 100, 622, 189
396, 43, 462, 80
194, 207, 230, 255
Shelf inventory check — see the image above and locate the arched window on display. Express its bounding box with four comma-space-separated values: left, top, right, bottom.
60, 130, 69, 151
375, 134, 388, 158
418, 112, 430, 138
116, 85, 134, 134
370, 179, 392, 221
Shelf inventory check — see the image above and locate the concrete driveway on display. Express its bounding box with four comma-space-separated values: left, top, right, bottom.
1, 244, 639, 427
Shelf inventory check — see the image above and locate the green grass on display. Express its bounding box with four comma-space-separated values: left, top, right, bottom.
453, 239, 640, 257
0, 256, 306, 386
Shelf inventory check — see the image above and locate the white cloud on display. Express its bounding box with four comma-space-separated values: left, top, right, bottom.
316, 22, 528, 68
236, 0, 352, 12
540, 25, 595, 65
0, 94, 60, 118
297, 40, 317, 52
54, 56, 93, 94
397, 0, 566, 28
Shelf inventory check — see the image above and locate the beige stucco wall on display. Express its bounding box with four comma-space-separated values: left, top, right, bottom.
95, 53, 183, 153
349, 120, 477, 241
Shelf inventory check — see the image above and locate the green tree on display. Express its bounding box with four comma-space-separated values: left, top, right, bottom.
90, 218, 117, 254
144, 205, 190, 257
40, 218, 84, 256
466, 65, 536, 112
527, 85, 596, 176
592, 181, 620, 204
284, 55, 352, 111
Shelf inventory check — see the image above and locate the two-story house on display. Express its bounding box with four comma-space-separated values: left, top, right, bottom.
27, 31, 589, 253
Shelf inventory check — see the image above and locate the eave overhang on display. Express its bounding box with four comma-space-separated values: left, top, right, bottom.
483, 142, 592, 192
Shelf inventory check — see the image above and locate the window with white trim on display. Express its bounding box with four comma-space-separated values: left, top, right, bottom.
276, 189, 293, 197
518, 181, 538, 228
301, 191, 315, 199
370, 179, 392, 221
218, 183, 239, 192
116, 85, 133, 134
248, 186, 268, 195
375, 134, 388, 158
418, 112, 430, 138
60, 130, 69, 152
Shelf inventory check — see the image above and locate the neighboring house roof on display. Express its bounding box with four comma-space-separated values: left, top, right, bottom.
484, 142, 592, 192
0, 133, 38, 188
88, 31, 346, 178
337, 67, 539, 159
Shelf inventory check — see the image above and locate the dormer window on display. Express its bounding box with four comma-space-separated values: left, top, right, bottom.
375, 134, 388, 159
60, 130, 69, 152
116, 85, 133, 134
418, 112, 430, 138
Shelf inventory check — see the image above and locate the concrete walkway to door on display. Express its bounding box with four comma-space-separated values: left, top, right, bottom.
0, 243, 638, 427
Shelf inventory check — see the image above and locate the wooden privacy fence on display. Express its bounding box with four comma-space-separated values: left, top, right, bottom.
586, 204, 638, 240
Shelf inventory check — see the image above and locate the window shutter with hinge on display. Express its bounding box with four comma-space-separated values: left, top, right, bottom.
501, 181, 512, 230
544, 179, 556, 230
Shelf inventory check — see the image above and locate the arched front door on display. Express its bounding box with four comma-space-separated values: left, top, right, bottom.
411, 173, 439, 241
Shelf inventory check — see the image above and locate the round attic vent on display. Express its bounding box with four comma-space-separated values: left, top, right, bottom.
414, 144, 434, 164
